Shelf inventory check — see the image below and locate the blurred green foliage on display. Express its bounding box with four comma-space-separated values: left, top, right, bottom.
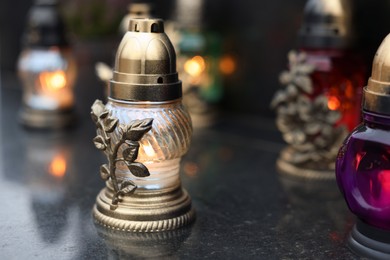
60, 0, 128, 39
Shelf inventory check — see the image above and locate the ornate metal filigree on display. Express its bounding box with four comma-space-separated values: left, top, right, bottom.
271, 51, 348, 171
91, 100, 153, 209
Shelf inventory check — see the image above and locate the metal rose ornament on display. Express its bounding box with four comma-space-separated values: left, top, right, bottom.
91, 18, 194, 232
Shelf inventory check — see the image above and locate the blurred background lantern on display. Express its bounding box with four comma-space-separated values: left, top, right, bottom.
165, 0, 233, 128
17, 0, 77, 129
271, 0, 366, 180
3, 0, 390, 120
336, 33, 390, 258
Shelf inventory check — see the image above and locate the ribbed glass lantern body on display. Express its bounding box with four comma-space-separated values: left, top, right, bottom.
106, 99, 192, 191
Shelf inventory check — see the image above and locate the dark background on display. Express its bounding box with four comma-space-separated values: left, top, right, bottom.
2, 0, 390, 117
0, 2, 388, 258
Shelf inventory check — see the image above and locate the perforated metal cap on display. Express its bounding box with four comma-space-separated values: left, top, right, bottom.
363, 34, 390, 114
110, 18, 182, 102
298, 0, 353, 49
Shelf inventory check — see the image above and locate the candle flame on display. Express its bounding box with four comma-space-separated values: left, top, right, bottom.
184, 56, 206, 77
48, 154, 67, 178
219, 55, 236, 75
143, 143, 156, 157
39, 70, 67, 91
327, 96, 341, 111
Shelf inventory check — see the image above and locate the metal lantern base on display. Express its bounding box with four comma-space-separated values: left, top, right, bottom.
19, 106, 76, 129
95, 223, 192, 258
276, 158, 335, 180
276, 146, 335, 180
348, 220, 390, 259
93, 186, 195, 232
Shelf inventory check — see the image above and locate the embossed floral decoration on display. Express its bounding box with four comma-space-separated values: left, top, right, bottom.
91, 100, 153, 209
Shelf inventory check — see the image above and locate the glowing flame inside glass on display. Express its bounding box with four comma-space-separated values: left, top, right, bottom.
39, 70, 67, 92
108, 100, 192, 190
327, 96, 341, 111
184, 56, 206, 77
142, 142, 156, 157
18, 48, 76, 110
48, 154, 67, 178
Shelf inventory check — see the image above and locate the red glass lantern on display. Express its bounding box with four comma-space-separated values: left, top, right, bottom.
301, 49, 365, 131
272, 0, 366, 179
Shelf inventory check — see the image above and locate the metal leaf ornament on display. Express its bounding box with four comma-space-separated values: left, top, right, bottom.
271, 50, 348, 170
91, 100, 153, 209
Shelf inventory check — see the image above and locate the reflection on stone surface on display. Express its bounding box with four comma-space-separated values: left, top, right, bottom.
278, 172, 342, 204
276, 173, 355, 257
0, 118, 106, 258
0, 81, 358, 258
24, 132, 73, 243
95, 224, 192, 259
0, 58, 107, 259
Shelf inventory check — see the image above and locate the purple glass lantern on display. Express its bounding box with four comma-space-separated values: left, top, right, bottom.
336, 34, 390, 258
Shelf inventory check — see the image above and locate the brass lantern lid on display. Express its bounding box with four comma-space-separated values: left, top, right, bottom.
363, 34, 390, 114
298, 0, 353, 49
110, 18, 182, 102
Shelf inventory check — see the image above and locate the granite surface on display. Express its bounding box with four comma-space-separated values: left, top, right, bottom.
0, 72, 358, 259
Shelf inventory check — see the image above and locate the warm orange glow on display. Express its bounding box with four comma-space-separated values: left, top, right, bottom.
219, 55, 236, 75
48, 154, 67, 178
183, 162, 199, 177
328, 96, 341, 111
345, 80, 354, 99
39, 70, 67, 91
184, 56, 206, 77
143, 143, 156, 157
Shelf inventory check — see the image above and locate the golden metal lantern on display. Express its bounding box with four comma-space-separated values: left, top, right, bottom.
91, 18, 195, 232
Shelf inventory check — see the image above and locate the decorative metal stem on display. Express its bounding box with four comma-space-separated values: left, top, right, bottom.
91, 99, 153, 209
109, 137, 125, 193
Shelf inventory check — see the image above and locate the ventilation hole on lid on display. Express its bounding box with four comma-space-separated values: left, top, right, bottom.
157, 77, 163, 83
151, 23, 159, 33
